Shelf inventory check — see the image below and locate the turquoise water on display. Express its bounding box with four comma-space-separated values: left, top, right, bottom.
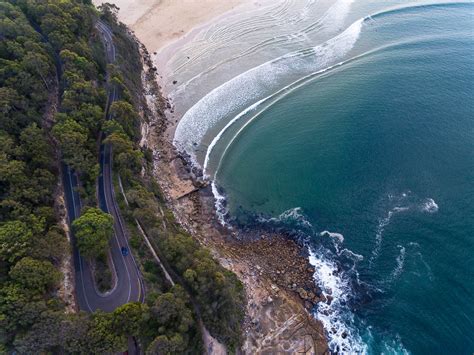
208, 3, 474, 353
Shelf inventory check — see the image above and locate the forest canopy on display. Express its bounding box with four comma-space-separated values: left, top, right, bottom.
0, 0, 245, 353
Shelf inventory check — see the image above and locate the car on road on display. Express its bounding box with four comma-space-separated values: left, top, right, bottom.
121, 246, 129, 256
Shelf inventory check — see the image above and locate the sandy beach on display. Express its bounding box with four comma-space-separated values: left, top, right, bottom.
93, 0, 329, 352
93, 0, 255, 53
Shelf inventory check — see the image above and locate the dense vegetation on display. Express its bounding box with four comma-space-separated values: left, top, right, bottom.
73, 207, 113, 259
1, 0, 245, 352
1, 0, 70, 351
99, 4, 246, 350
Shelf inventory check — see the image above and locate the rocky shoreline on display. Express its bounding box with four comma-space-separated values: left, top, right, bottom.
138, 42, 329, 353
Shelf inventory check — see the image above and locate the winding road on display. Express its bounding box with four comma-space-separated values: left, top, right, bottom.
62, 21, 144, 312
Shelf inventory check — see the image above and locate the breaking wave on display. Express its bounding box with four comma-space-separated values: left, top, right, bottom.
320, 230, 345, 244
258, 207, 314, 229
203, 98, 268, 173
175, 2, 471, 166
205, 56, 353, 175
211, 181, 228, 226
210, 187, 438, 353
169, 2, 467, 353
309, 248, 368, 353
174, 17, 364, 165
421, 198, 439, 213
170, 0, 356, 94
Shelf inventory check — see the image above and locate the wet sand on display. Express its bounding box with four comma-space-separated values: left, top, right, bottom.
92, 0, 255, 53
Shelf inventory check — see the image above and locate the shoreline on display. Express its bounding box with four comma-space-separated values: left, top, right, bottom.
94, 0, 258, 56
146, 118, 329, 353
101, 0, 331, 352
139, 53, 329, 354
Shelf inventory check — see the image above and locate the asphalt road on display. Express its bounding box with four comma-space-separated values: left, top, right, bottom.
61, 21, 144, 312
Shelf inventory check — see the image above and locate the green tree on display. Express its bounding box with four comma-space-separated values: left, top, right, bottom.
112, 302, 148, 337
151, 286, 194, 336
140, 285, 197, 352
21, 51, 54, 91
52, 117, 95, 175
109, 100, 139, 139
60, 49, 97, 80
146, 334, 186, 355
104, 131, 142, 176
0, 283, 48, 344
9, 257, 61, 294
71, 103, 104, 134
59, 312, 91, 353
0, 159, 27, 190
30, 226, 69, 264
0, 220, 33, 263
102, 119, 125, 135
87, 311, 127, 353
12, 310, 64, 353
19, 123, 54, 169
72, 207, 114, 259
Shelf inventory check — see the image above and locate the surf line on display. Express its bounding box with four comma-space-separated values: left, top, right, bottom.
174, 17, 364, 164
173, 0, 355, 93
204, 17, 368, 172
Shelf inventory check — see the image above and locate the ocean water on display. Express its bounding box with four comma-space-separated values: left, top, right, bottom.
164, 1, 474, 353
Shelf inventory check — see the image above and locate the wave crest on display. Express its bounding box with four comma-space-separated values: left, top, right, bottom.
421, 198, 439, 213
309, 248, 368, 353
174, 18, 364, 165
257, 207, 313, 230
320, 230, 345, 243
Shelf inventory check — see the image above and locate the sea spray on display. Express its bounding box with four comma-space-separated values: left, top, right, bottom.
243, 205, 368, 352
211, 180, 229, 226
421, 198, 439, 213
308, 247, 367, 353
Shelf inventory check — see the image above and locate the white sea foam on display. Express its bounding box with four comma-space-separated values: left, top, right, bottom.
258, 207, 313, 229
370, 193, 439, 268
371, 210, 393, 264
210, 58, 351, 177
171, 0, 356, 98
408, 242, 434, 281
370, 205, 409, 266
340, 248, 364, 261
174, 18, 364, 165
388, 245, 406, 282
203, 98, 269, 173
416, 251, 434, 281
308, 248, 367, 353
421, 198, 439, 213
320, 230, 345, 243
211, 180, 228, 226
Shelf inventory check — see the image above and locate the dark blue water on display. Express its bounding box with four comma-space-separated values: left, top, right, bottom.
213, 3, 474, 353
